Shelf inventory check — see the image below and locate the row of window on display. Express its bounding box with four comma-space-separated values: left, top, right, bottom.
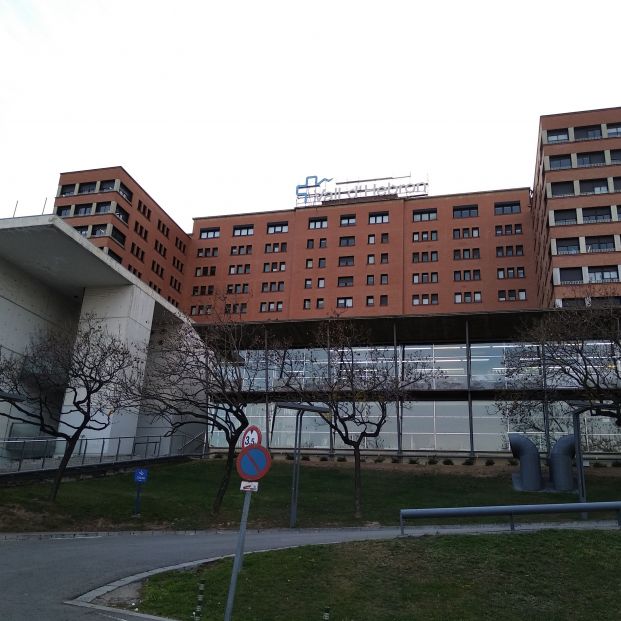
552, 206, 614, 226
549, 150, 621, 170
558, 266, 620, 284
413, 202, 521, 221
547, 123, 621, 143
550, 177, 621, 197
59, 180, 132, 202
57, 202, 129, 223
555, 235, 617, 254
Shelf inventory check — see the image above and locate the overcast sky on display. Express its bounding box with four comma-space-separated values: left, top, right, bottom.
0, 0, 619, 232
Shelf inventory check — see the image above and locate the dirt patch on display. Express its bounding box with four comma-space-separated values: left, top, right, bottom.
94, 580, 143, 609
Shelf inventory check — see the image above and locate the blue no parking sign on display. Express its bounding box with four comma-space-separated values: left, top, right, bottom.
236, 445, 272, 482
134, 468, 149, 484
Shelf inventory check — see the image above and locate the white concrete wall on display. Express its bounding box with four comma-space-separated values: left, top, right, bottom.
58, 285, 156, 454
0, 256, 79, 440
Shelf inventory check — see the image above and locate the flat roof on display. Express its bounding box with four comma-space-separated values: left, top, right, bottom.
540, 105, 621, 119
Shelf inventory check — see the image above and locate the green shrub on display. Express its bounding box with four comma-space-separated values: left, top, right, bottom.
427, 456, 438, 465
442, 458, 454, 466
462, 458, 475, 466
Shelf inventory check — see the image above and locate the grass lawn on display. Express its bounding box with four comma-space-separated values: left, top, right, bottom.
0, 459, 620, 531
136, 530, 621, 620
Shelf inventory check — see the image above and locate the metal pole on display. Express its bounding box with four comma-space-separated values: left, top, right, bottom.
41, 439, 49, 469
134, 483, 142, 516
224, 490, 252, 621
264, 326, 270, 449
573, 410, 588, 520
81, 439, 88, 465
18, 440, 26, 471
99, 438, 105, 463
290, 411, 302, 528
114, 436, 121, 463
541, 342, 551, 457
393, 321, 402, 457
465, 320, 475, 457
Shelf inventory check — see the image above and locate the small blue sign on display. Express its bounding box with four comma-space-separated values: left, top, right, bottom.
134, 468, 149, 484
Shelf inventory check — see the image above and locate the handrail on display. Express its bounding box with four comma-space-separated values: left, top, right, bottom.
399, 501, 621, 535
178, 431, 207, 452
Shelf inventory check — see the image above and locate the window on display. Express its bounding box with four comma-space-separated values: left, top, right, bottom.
454, 291, 481, 304
336, 297, 353, 308
318, 257, 326, 268
231, 244, 252, 255
574, 124, 602, 140
339, 236, 356, 247
92, 224, 107, 237
264, 242, 287, 253
494, 202, 520, 215
588, 266, 619, 283
549, 155, 572, 170
367, 254, 376, 265
107, 249, 122, 263
577, 151, 605, 167
379, 295, 388, 306
118, 183, 133, 202
200, 227, 220, 239
453, 205, 478, 218
366, 296, 375, 307
547, 128, 569, 143
368, 234, 376, 245
340, 214, 356, 227
551, 181, 575, 197
226, 283, 249, 294
262, 281, 285, 292
303, 299, 311, 310
306, 259, 313, 269
95, 202, 111, 214
608, 123, 621, 137
369, 211, 389, 224
267, 222, 288, 234
233, 225, 254, 237
339, 256, 354, 267
582, 206, 612, 223
74, 226, 88, 237
380, 253, 388, 264
556, 238, 580, 254
338, 276, 354, 287
260, 301, 283, 313
110, 227, 126, 246
455, 269, 481, 281
198, 247, 218, 257
412, 293, 438, 306
99, 179, 115, 192
412, 251, 438, 263
380, 274, 388, 284
56, 206, 71, 217
412, 272, 438, 284
453, 248, 480, 260
413, 209, 437, 222
304, 278, 312, 289
78, 181, 96, 194
611, 150, 621, 164
553, 209, 577, 225
559, 267, 583, 284
195, 266, 217, 277
115, 205, 129, 223
585, 235, 614, 252
306, 239, 314, 249
319, 238, 327, 248
60, 183, 76, 196
580, 179, 608, 195
413, 230, 438, 242
309, 217, 328, 229
231, 264, 251, 275
381, 233, 389, 244
74, 203, 92, 216
367, 275, 375, 285
317, 278, 325, 288
316, 298, 325, 309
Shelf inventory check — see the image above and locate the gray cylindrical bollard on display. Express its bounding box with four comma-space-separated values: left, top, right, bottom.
509, 433, 543, 491
549, 435, 575, 491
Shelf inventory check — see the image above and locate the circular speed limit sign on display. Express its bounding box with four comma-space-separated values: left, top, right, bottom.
241, 425, 262, 448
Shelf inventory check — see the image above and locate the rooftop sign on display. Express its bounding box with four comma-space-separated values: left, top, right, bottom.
295, 174, 428, 207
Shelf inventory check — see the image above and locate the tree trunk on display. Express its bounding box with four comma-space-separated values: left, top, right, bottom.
49, 435, 80, 502
353, 445, 362, 519
211, 437, 238, 515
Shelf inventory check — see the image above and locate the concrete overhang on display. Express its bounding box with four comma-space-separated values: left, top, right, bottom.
0, 215, 182, 318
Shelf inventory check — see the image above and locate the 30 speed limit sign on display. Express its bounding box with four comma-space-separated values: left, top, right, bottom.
241, 425, 262, 448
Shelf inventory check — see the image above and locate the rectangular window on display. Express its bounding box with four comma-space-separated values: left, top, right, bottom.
574, 124, 602, 140
381, 233, 389, 243
309, 217, 328, 229
556, 238, 580, 254
582, 206, 612, 223
338, 276, 354, 287
304, 278, 312, 289
78, 181, 96, 194
95, 201, 111, 214
339, 256, 355, 267
267, 222, 288, 234
577, 151, 605, 167
367, 275, 375, 285
118, 183, 133, 202
413, 209, 437, 222
339, 236, 356, 247
549, 155, 572, 170
317, 298, 325, 309
56, 206, 71, 217
317, 278, 325, 288
233, 225, 254, 236
551, 181, 575, 197
110, 227, 126, 246
453, 205, 478, 218
303, 299, 311, 310
547, 128, 569, 143
74, 203, 92, 216
580, 179, 608, 195
319, 238, 327, 248
553, 209, 577, 225
368, 234, 376, 245
413, 230, 438, 242
380, 253, 388, 264
318, 257, 326, 268
306, 239, 314, 249
367, 254, 375, 265
369, 211, 389, 224
60, 183, 76, 196
336, 297, 353, 308
379, 295, 388, 306
380, 274, 388, 284
340, 214, 356, 227
366, 296, 375, 307
585, 235, 615, 252
200, 227, 220, 239
494, 202, 521, 215
608, 123, 621, 137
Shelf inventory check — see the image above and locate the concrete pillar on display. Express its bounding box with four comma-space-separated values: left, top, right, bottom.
552, 267, 560, 286
613, 206, 619, 222
576, 208, 584, 225
58, 285, 155, 455
579, 237, 587, 254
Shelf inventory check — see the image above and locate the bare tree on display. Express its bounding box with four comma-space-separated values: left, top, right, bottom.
0, 315, 142, 501
498, 306, 621, 451
279, 319, 435, 519
138, 313, 269, 514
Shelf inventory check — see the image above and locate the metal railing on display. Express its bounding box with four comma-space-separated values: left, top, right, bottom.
399, 501, 621, 535
0, 433, 196, 474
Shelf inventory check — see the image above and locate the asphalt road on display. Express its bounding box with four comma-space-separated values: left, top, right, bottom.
0, 527, 401, 621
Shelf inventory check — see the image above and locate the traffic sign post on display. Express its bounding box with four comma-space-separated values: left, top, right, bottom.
224, 441, 272, 621
132, 468, 149, 517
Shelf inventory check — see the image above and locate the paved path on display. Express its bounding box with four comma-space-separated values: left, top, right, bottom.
1, 521, 618, 621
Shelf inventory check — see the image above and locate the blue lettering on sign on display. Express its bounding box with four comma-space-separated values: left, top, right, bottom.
134, 468, 149, 484
296, 175, 332, 204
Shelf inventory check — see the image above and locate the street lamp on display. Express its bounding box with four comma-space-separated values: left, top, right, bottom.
272, 401, 331, 528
